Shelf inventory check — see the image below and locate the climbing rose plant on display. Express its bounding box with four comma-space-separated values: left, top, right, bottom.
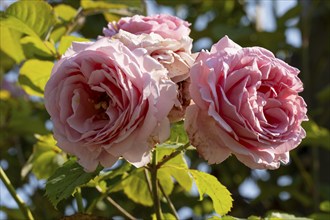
43, 13, 307, 219
0, 1, 312, 219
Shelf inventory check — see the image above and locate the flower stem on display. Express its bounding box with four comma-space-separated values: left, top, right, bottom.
0, 167, 34, 220
151, 150, 162, 220
95, 186, 137, 220
74, 187, 84, 213
144, 168, 153, 196
158, 182, 179, 220
157, 142, 191, 168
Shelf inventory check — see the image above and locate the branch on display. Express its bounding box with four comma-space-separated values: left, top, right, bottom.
158, 182, 179, 220
95, 186, 137, 220
151, 150, 162, 220
156, 142, 191, 168
0, 167, 34, 220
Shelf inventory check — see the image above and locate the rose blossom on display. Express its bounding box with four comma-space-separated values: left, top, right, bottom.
184, 36, 308, 169
110, 30, 195, 121
102, 14, 194, 122
44, 38, 177, 172
103, 14, 191, 41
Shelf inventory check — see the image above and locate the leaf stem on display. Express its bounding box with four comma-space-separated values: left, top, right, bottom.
74, 187, 84, 213
0, 167, 34, 220
143, 168, 153, 196
95, 186, 137, 220
158, 182, 179, 220
157, 142, 191, 168
65, 7, 84, 36
151, 150, 162, 220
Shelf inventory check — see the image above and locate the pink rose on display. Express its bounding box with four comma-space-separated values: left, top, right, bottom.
184, 36, 308, 169
111, 30, 195, 122
102, 14, 195, 122
103, 14, 191, 41
112, 30, 194, 83
44, 38, 177, 172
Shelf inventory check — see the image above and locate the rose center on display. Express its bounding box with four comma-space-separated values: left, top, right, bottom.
88, 92, 110, 120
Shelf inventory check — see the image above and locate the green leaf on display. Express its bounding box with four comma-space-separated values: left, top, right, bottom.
0, 26, 25, 63
0, 51, 16, 75
54, 4, 77, 22
58, 35, 90, 55
320, 201, 330, 212
122, 169, 153, 206
20, 36, 55, 59
99, 161, 132, 182
158, 169, 174, 195
167, 121, 189, 144
189, 169, 233, 216
88, 161, 132, 192
0, 14, 39, 38
19, 59, 54, 97
161, 165, 192, 192
45, 159, 101, 207
81, 0, 143, 20
21, 134, 66, 180
156, 147, 188, 166
6, 0, 56, 38
157, 147, 193, 191
50, 26, 67, 43
80, 0, 141, 10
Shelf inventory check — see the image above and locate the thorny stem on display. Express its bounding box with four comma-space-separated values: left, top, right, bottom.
158, 182, 179, 220
0, 167, 34, 220
151, 150, 162, 220
95, 185, 137, 220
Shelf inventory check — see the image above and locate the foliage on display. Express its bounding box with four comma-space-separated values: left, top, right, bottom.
0, 0, 329, 220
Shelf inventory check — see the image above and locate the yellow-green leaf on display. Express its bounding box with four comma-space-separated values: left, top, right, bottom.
0, 25, 25, 63
21, 134, 66, 180
122, 169, 153, 206
0, 15, 39, 38
20, 36, 55, 59
54, 4, 77, 22
161, 165, 193, 191
168, 121, 189, 144
81, 0, 127, 10
80, 0, 143, 17
6, 0, 56, 38
19, 59, 54, 97
190, 169, 233, 216
158, 169, 174, 195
